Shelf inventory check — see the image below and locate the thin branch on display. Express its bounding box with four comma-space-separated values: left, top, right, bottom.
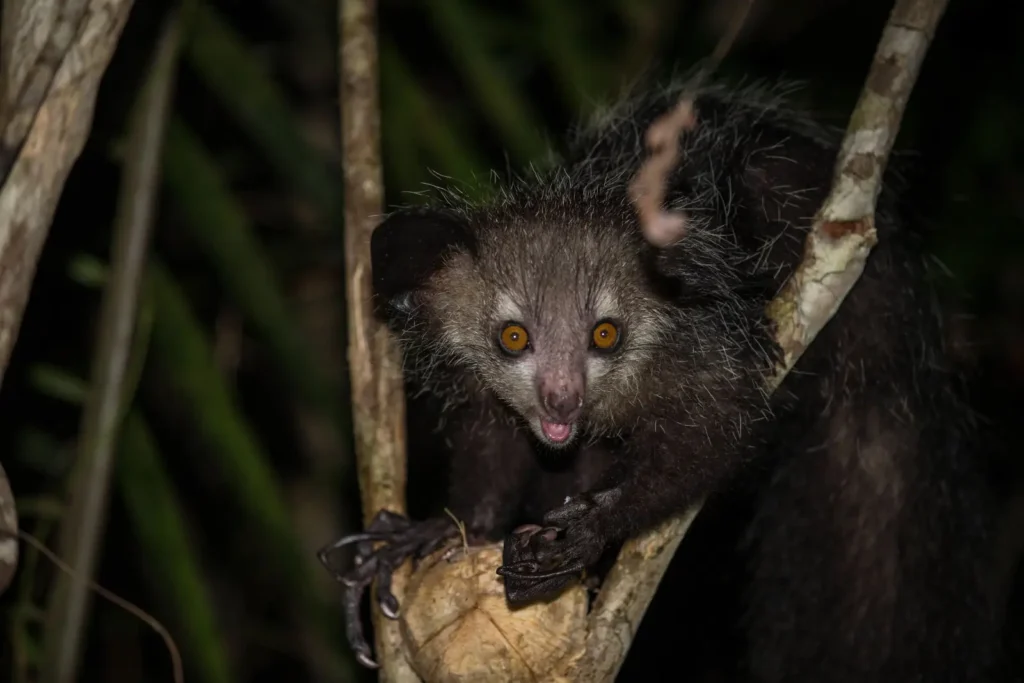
10, 529, 184, 683
767, 0, 949, 377
39, 7, 186, 682
572, 0, 950, 679
338, 0, 417, 680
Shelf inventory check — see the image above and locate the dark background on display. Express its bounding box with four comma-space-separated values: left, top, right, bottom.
0, 0, 1021, 681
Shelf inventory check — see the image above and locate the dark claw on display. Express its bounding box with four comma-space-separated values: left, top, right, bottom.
317, 512, 459, 668
344, 583, 377, 669
380, 592, 400, 620
355, 650, 379, 670
376, 562, 399, 619
317, 532, 389, 577
497, 561, 586, 582
500, 566, 582, 606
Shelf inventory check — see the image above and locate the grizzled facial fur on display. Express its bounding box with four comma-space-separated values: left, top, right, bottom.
372, 207, 674, 449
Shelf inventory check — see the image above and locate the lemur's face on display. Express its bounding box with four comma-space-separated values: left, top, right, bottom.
421, 217, 671, 448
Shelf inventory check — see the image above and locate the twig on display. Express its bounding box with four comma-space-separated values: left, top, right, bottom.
11, 518, 57, 683
5, 528, 183, 683
574, 0, 950, 679
0, 0, 135, 390
339, 0, 417, 680
40, 7, 186, 682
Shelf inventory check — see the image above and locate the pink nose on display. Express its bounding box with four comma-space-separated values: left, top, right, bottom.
543, 390, 581, 422
539, 370, 584, 423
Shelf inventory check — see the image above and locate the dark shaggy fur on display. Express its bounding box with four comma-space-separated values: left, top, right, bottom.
351, 79, 1002, 682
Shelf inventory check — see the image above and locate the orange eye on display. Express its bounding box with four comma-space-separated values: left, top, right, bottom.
592, 321, 620, 350
500, 323, 529, 354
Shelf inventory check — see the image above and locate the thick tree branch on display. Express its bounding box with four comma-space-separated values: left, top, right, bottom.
339, 0, 417, 680
572, 0, 950, 679
0, 0, 134, 610
0, 0, 135, 391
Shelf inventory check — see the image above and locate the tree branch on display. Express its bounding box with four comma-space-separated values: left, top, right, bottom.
0, 0, 134, 614
0, 0, 135, 390
338, 0, 417, 680
572, 0, 950, 679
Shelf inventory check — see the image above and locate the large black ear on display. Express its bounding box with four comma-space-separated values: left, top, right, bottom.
370, 208, 475, 316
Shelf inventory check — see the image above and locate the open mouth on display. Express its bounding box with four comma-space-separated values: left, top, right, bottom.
539, 419, 575, 445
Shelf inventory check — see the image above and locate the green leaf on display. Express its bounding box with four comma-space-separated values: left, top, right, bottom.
117, 412, 237, 683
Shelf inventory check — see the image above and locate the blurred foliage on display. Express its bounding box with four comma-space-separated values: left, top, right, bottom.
0, 0, 1021, 681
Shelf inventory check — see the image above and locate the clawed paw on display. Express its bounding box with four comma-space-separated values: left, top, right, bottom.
497, 491, 616, 606
317, 511, 458, 668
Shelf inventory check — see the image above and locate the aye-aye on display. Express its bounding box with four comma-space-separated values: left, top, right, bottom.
321, 79, 1001, 682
